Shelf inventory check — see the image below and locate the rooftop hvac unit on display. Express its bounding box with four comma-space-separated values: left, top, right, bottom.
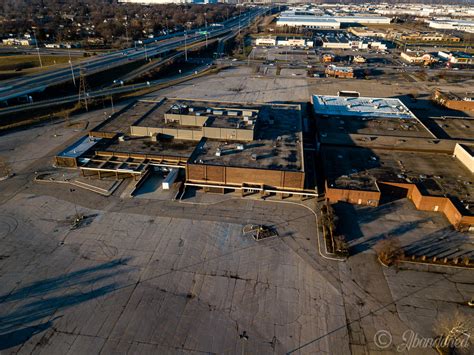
150, 134, 158, 142
118, 135, 126, 142
189, 107, 194, 112
247, 120, 254, 125
215, 148, 221, 157
237, 144, 245, 150
244, 116, 249, 121
206, 108, 212, 113
228, 111, 239, 116
251, 153, 258, 161
213, 110, 224, 116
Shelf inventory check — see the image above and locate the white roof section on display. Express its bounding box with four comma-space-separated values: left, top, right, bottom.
312, 95, 417, 119
277, 15, 390, 24
278, 16, 339, 23
58, 136, 102, 158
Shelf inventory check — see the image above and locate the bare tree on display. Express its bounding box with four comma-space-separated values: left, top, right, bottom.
434, 311, 473, 354
374, 237, 404, 266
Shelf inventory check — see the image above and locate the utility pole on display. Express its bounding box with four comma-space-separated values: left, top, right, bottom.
68, 49, 76, 86
124, 15, 130, 48
110, 95, 115, 114
78, 67, 88, 111
33, 31, 43, 68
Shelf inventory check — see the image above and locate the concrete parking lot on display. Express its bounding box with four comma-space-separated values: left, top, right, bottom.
0, 68, 473, 354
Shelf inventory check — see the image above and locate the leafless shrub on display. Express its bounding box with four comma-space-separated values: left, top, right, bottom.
374, 237, 404, 266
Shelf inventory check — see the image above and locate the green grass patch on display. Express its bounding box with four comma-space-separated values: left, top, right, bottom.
0, 54, 82, 71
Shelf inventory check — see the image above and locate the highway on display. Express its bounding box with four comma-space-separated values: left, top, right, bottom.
0, 61, 216, 117
0, 8, 268, 103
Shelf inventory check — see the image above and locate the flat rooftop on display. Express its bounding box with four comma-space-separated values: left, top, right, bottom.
326, 65, 353, 73
57, 136, 101, 158
96, 136, 198, 159
93, 100, 159, 135
322, 146, 474, 214
278, 17, 340, 24
318, 115, 434, 138
189, 104, 303, 171
313, 95, 417, 120
432, 118, 474, 141
135, 99, 258, 131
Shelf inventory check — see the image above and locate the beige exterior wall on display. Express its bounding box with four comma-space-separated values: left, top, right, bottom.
256, 37, 276, 46
164, 113, 209, 127
202, 126, 254, 141
453, 143, 474, 173
130, 125, 203, 140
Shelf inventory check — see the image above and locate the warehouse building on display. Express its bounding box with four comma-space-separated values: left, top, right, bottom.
276, 15, 391, 28
56, 98, 314, 198
428, 19, 474, 33
277, 16, 341, 29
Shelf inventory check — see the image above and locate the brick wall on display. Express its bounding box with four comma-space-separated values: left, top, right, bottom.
187, 164, 305, 190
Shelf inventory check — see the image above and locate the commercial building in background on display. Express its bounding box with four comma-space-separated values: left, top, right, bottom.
277, 16, 340, 29
400, 51, 436, 65
312, 93, 474, 231
118, 0, 218, 3
432, 89, 474, 112
438, 51, 474, 66
255, 36, 314, 48
348, 27, 387, 38
322, 53, 335, 63
325, 65, 354, 79
353, 55, 366, 64
320, 33, 387, 51
428, 19, 474, 33
2, 38, 37, 46
399, 32, 460, 42
56, 98, 316, 199
255, 37, 276, 46
277, 15, 391, 28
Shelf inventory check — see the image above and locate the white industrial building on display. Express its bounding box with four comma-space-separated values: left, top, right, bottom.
277, 16, 340, 29
277, 15, 391, 28
118, 0, 218, 3
255, 36, 314, 48
428, 20, 474, 34
320, 33, 387, 51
